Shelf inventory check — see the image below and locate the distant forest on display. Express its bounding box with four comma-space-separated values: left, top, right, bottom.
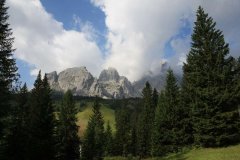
0, 0, 239, 159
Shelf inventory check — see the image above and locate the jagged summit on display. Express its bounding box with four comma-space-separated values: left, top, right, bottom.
46, 66, 171, 99
99, 67, 120, 82
46, 66, 136, 99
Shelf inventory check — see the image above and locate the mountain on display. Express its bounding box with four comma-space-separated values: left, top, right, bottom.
46, 66, 180, 99
46, 67, 136, 99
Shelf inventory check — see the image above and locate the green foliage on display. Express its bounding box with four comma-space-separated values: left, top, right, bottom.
113, 103, 132, 156
137, 82, 154, 157
152, 88, 158, 108
57, 90, 80, 160
82, 98, 105, 160
76, 102, 115, 137
183, 6, 240, 147
0, 0, 18, 148
104, 121, 114, 156
27, 72, 56, 160
151, 69, 181, 156
3, 83, 29, 160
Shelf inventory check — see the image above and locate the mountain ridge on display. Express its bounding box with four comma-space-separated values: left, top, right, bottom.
46, 66, 172, 99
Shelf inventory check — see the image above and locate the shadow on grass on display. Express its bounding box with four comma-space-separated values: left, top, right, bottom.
154, 149, 190, 160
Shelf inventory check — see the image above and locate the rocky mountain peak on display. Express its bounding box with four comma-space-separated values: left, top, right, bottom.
99, 67, 120, 82
46, 66, 170, 99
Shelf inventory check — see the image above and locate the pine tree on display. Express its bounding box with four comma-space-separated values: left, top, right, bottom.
151, 91, 167, 156
4, 83, 29, 160
27, 72, 56, 160
113, 103, 132, 156
137, 82, 154, 157
151, 69, 180, 156
152, 88, 158, 109
57, 90, 80, 160
182, 6, 240, 147
82, 98, 104, 160
104, 121, 113, 156
0, 0, 18, 142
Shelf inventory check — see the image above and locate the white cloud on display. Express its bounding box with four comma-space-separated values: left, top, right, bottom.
7, 0, 240, 82
7, 0, 104, 77
30, 68, 40, 77
92, 0, 240, 81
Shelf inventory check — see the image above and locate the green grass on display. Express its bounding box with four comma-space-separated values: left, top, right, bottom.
104, 144, 240, 160
76, 102, 115, 137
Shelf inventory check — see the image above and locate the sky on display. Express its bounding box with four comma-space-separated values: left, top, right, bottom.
6, 0, 240, 87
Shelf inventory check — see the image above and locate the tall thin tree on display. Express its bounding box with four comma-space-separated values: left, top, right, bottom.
82, 98, 104, 160
57, 90, 80, 160
27, 72, 56, 160
0, 0, 18, 142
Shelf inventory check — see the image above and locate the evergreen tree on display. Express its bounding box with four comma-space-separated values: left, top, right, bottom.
137, 82, 154, 157
104, 121, 113, 156
151, 69, 180, 156
0, 0, 18, 142
57, 90, 80, 160
182, 6, 240, 147
4, 83, 29, 160
113, 103, 132, 156
152, 88, 158, 109
82, 98, 104, 160
27, 72, 56, 160
151, 91, 167, 156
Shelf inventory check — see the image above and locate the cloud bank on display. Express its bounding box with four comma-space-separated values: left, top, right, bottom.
91, 0, 240, 80
7, 0, 240, 82
7, 0, 104, 76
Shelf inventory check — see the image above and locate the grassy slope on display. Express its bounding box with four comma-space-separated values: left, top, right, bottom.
76, 102, 115, 137
105, 144, 240, 160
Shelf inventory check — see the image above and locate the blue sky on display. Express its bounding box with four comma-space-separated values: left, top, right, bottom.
16, 0, 107, 87
7, 0, 240, 88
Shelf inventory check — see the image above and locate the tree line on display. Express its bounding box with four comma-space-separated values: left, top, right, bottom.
0, 0, 240, 159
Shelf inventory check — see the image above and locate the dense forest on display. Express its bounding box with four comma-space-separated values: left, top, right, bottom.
0, 0, 239, 159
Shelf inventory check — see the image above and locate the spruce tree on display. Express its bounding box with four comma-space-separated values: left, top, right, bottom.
114, 103, 132, 156
152, 88, 158, 108
137, 82, 154, 157
27, 72, 56, 160
183, 6, 240, 147
151, 69, 180, 156
104, 121, 113, 156
57, 90, 80, 160
4, 83, 29, 160
151, 91, 167, 156
82, 98, 104, 160
0, 0, 18, 141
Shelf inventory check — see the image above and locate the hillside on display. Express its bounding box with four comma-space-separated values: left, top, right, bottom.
105, 144, 240, 160
75, 102, 116, 137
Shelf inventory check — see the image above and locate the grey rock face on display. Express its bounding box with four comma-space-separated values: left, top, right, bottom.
47, 67, 136, 99
99, 67, 120, 82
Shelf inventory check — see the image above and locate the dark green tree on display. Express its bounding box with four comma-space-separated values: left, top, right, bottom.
27, 72, 56, 160
152, 88, 158, 108
113, 103, 132, 156
151, 69, 180, 156
4, 83, 29, 160
137, 82, 154, 157
182, 6, 240, 147
104, 121, 113, 156
82, 98, 104, 160
151, 91, 167, 156
57, 90, 80, 160
0, 0, 18, 143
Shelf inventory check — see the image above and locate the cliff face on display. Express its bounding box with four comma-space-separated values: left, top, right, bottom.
46, 67, 136, 99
